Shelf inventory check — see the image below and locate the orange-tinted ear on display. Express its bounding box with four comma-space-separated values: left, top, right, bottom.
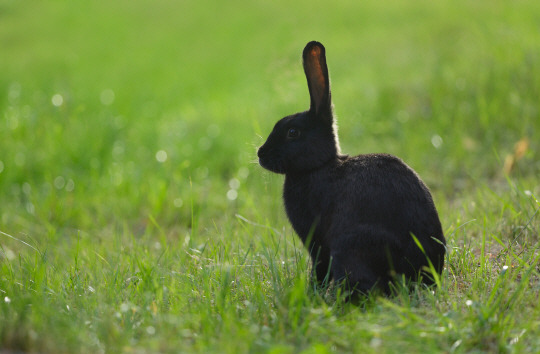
303, 41, 331, 117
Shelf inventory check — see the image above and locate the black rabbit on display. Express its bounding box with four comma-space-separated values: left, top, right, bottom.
258, 41, 446, 295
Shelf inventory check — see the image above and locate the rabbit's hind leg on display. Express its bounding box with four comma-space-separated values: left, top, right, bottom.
329, 228, 401, 295
329, 247, 387, 296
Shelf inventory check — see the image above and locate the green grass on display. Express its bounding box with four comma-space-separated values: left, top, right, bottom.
1, 0, 539, 352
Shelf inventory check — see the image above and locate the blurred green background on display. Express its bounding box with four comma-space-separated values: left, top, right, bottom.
1, 0, 539, 352
1, 0, 538, 236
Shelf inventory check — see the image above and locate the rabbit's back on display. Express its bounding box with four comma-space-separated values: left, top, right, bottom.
341, 154, 444, 256
339, 153, 441, 233
284, 153, 445, 280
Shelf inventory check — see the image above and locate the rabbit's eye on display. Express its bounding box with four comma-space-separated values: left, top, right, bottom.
287, 128, 300, 139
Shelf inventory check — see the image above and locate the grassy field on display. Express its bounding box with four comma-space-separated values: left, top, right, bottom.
1, 0, 539, 352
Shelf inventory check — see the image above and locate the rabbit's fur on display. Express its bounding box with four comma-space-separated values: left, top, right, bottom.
258, 41, 446, 295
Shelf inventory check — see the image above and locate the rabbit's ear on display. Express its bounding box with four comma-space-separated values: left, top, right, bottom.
303, 41, 331, 119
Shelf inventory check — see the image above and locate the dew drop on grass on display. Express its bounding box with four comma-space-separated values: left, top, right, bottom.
4, 296, 10, 303
465, 300, 473, 307
431, 134, 443, 149
66, 179, 75, 192
501, 265, 509, 275
100, 89, 115, 105
227, 189, 238, 201
26, 202, 35, 215
112, 171, 123, 186
228, 178, 240, 190
397, 110, 409, 123
155, 150, 168, 163
181, 329, 193, 338
238, 166, 249, 179
370, 337, 382, 348
120, 303, 129, 313
51, 93, 63, 107
14, 152, 25, 167
54, 176, 66, 189
174, 198, 183, 208
8, 82, 21, 103
22, 182, 31, 195
207, 124, 221, 138
112, 141, 125, 159
451, 340, 462, 351
4, 249, 15, 260
21, 105, 31, 119
7, 113, 19, 130
510, 92, 520, 106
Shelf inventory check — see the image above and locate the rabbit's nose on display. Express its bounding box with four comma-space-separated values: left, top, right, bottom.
257, 145, 265, 158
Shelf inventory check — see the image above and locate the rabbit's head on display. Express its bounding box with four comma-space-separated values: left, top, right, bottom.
258, 41, 341, 174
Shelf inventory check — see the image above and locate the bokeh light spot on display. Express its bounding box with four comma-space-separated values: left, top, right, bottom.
228, 178, 240, 190
100, 89, 115, 105
52, 94, 64, 107
226, 189, 238, 201
156, 150, 168, 163
54, 176, 66, 189
174, 198, 184, 208
66, 179, 75, 192
431, 134, 443, 149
